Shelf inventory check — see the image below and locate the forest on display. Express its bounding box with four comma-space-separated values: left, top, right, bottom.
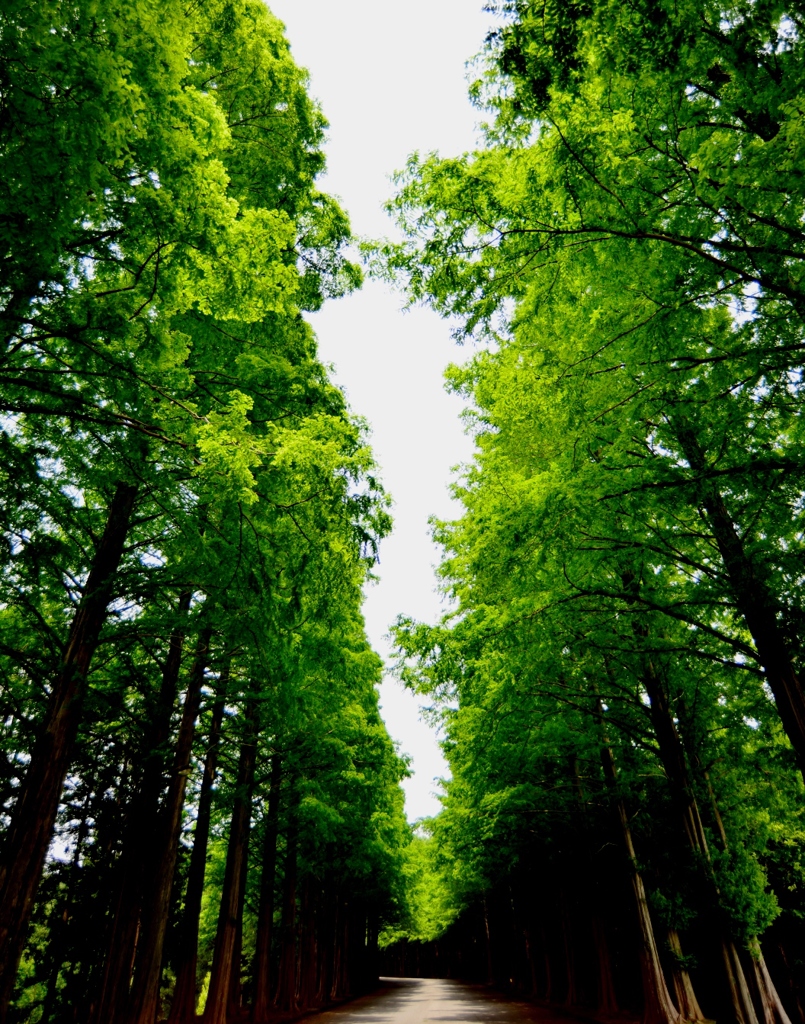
1, 1, 805, 1024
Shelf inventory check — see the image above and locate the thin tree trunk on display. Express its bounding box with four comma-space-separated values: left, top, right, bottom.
275, 792, 300, 1012
228, 793, 253, 1021
167, 668, 228, 1024
592, 915, 618, 1014
744, 940, 794, 1024
126, 626, 213, 1024
599, 718, 682, 1024
570, 756, 618, 1013
202, 702, 259, 1024
676, 426, 805, 780
667, 928, 705, 1022
252, 753, 283, 1023
483, 897, 494, 986
0, 480, 138, 1022
559, 890, 578, 1006
93, 591, 193, 1024
639, 658, 758, 1024
40, 791, 93, 1024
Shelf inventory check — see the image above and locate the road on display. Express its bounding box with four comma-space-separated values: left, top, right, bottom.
309, 978, 574, 1024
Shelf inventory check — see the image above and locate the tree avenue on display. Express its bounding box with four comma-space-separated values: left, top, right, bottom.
378, 2, 805, 1024
5, 1, 805, 1024
0, 1, 409, 1021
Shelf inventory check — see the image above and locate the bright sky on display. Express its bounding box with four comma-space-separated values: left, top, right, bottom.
266, 1, 491, 820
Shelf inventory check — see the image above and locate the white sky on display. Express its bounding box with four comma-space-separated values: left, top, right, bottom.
266, 0, 490, 820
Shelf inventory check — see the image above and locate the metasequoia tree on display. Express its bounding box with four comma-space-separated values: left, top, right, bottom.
381, 0, 805, 1019
0, 1, 408, 1020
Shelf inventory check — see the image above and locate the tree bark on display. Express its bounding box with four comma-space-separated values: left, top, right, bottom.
91, 590, 193, 1024
639, 657, 758, 1024
0, 480, 138, 1022
676, 425, 805, 780
252, 753, 283, 1023
167, 667, 228, 1024
275, 791, 300, 1012
599, 717, 682, 1024
125, 626, 213, 1024
202, 702, 259, 1024
666, 928, 706, 1022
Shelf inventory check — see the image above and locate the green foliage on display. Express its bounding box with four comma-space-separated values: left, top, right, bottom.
379, 0, 805, 990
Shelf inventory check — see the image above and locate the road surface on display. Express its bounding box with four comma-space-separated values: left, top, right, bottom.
309, 978, 575, 1024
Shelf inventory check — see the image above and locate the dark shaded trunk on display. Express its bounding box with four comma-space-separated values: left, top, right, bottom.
228, 794, 253, 1021
252, 753, 283, 1023
275, 794, 300, 1012
483, 897, 493, 985
571, 755, 619, 1013
202, 703, 259, 1024
639, 659, 759, 1024
745, 940, 794, 1024
91, 591, 193, 1024
592, 914, 618, 1014
559, 890, 578, 1006
298, 876, 318, 1009
676, 426, 805, 780
126, 626, 213, 1024
167, 667, 228, 1024
667, 928, 705, 1022
40, 791, 93, 1024
599, 720, 681, 1024
0, 480, 138, 1022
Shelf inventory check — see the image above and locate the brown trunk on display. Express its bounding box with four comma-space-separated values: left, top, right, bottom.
0, 480, 138, 1021
125, 626, 213, 1024
745, 940, 794, 1024
93, 591, 193, 1024
667, 928, 706, 1022
298, 876, 318, 1009
559, 890, 578, 1006
676, 426, 805, 780
329, 895, 342, 1002
202, 703, 259, 1024
599, 724, 681, 1024
228, 795, 252, 1021
252, 753, 283, 1023
483, 897, 494, 985
539, 923, 553, 1002
571, 756, 619, 1013
639, 661, 758, 1024
275, 795, 300, 1012
592, 915, 619, 1014
167, 668, 228, 1024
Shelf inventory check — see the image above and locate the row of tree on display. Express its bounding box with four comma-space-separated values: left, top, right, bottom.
0, 1, 408, 1020
382, 2, 805, 1023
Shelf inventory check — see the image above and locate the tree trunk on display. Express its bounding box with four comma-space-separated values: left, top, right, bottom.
676, 426, 805, 780
483, 897, 494, 986
167, 668, 228, 1024
592, 915, 619, 1014
228, 794, 252, 1021
744, 940, 794, 1024
275, 792, 300, 1012
202, 703, 259, 1024
640, 658, 758, 1024
599, 721, 682, 1024
125, 626, 213, 1024
559, 890, 578, 1006
0, 480, 138, 1022
252, 753, 283, 1023
667, 928, 706, 1022
92, 591, 193, 1024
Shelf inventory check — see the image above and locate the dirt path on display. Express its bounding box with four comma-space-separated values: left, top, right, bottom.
307, 978, 577, 1024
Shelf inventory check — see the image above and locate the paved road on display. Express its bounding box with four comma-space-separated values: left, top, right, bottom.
309, 978, 572, 1024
